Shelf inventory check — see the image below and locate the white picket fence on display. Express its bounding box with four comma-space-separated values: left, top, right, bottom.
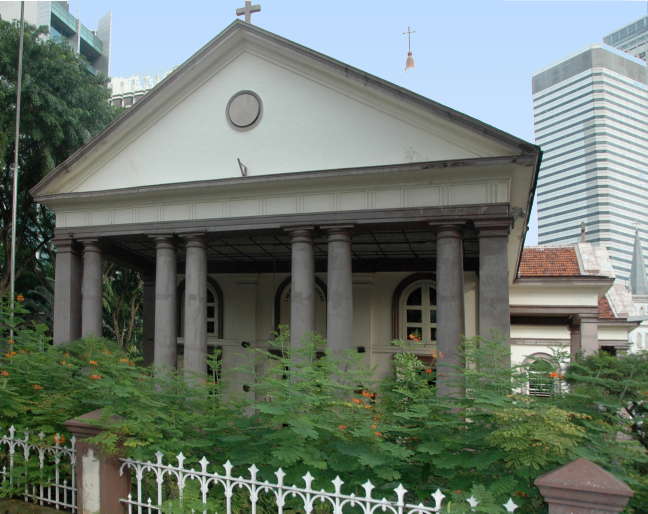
0, 425, 77, 512
119, 452, 519, 513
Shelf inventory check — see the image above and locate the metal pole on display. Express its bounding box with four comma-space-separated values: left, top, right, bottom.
9, 1, 25, 338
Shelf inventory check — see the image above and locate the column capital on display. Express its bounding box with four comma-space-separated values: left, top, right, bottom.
78, 238, 102, 252
431, 222, 464, 240
53, 237, 81, 255
150, 234, 176, 249
322, 225, 354, 242
474, 218, 512, 238
285, 226, 314, 242
180, 233, 207, 248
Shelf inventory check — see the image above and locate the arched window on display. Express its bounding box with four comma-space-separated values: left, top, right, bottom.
178, 278, 224, 338
391, 274, 437, 343
274, 277, 327, 335
524, 353, 556, 397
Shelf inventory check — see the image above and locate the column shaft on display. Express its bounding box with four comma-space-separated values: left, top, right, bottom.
53, 239, 82, 344
153, 236, 177, 369
81, 240, 103, 338
580, 317, 599, 356
325, 226, 353, 357
183, 234, 208, 379
142, 275, 155, 366
287, 227, 315, 353
435, 225, 465, 397
476, 222, 511, 366
569, 320, 581, 363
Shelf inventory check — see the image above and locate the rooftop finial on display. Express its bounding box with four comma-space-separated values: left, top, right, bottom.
403, 26, 415, 71
579, 222, 587, 242
236, 0, 261, 24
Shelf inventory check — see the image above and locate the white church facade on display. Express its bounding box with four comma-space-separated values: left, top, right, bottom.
31, 21, 554, 393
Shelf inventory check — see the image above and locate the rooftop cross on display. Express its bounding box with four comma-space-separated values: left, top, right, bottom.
403, 26, 415, 52
236, 0, 261, 24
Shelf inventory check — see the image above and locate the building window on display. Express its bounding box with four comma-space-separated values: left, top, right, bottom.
525, 354, 558, 397
399, 280, 437, 344
274, 277, 327, 334
178, 278, 224, 338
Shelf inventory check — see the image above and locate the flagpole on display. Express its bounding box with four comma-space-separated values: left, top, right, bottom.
9, 1, 25, 338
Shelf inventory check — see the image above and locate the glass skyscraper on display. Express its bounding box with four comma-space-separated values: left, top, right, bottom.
533, 25, 648, 284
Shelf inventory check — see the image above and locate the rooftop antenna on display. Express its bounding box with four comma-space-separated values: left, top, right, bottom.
403, 26, 415, 71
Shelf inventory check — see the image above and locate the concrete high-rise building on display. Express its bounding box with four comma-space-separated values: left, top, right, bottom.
109, 70, 173, 109
532, 44, 648, 284
0, 1, 111, 75
604, 16, 648, 61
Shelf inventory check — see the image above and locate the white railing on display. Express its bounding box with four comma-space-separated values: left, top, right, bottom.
120, 452, 519, 513
0, 425, 77, 512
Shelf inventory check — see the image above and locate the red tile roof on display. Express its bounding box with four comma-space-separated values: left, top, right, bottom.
519, 247, 581, 277
598, 296, 618, 320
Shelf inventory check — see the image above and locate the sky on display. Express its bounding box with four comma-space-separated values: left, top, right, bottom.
69, 0, 647, 245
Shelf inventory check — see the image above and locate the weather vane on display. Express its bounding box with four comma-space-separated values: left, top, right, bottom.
236, 0, 261, 24
403, 26, 415, 71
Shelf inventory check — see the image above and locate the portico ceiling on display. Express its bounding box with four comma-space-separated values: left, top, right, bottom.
104, 225, 479, 274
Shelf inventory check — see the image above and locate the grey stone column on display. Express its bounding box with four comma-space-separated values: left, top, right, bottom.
142, 275, 155, 366
182, 234, 208, 379
580, 315, 599, 356
475, 221, 511, 365
53, 238, 82, 345
286, 227, 316, 353
569, 319, 581, 363
324, 226, 354, 358
153, 236, 177, 369
434, 224, 465, 397
80, 239, 103, 338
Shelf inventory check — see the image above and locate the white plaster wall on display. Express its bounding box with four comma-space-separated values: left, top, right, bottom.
68, 51, 509, 193
185, 271, 477, 384
598, 325, 631, 342
511, 324, 571, 339
511, 343, 569, 367
509, 285, 599, 307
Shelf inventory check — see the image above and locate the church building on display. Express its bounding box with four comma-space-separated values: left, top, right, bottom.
31, 21, 544, 393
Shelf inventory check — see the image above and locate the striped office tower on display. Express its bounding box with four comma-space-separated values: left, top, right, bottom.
532, 44, 648, 284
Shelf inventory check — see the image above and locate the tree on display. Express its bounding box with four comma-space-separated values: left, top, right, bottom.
0, 18, 116, 297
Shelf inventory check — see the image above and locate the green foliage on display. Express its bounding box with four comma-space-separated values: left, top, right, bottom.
0, 17, 117, 298
2, 305, 647, 512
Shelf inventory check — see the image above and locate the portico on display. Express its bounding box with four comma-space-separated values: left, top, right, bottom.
31, 21, 540, 391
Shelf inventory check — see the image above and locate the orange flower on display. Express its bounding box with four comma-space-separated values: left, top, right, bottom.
549, 371, 559, 378
424, 368, 433, 374
454, 490, 463, 495
374, 431, 382, 437
370, 423, 378, 429
4, 351, 17, 359
89, 374, 103, 380
338, 425, 348, 430
1, 370, 9, 377
119, 358, 129, 364
351, 398, 363, 405
7, 338, 14, 345
361, 390, 374, 399
32, 384, 43, 390
408, 333, 421, 342
53, 434, 66, 445
15, 294, 24, 303
88, 360, 98, 366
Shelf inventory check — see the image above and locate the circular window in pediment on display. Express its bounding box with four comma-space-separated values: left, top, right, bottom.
226, 90, 262, 130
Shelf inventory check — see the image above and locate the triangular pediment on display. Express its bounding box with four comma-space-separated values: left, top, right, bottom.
33, 22, 532, 198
